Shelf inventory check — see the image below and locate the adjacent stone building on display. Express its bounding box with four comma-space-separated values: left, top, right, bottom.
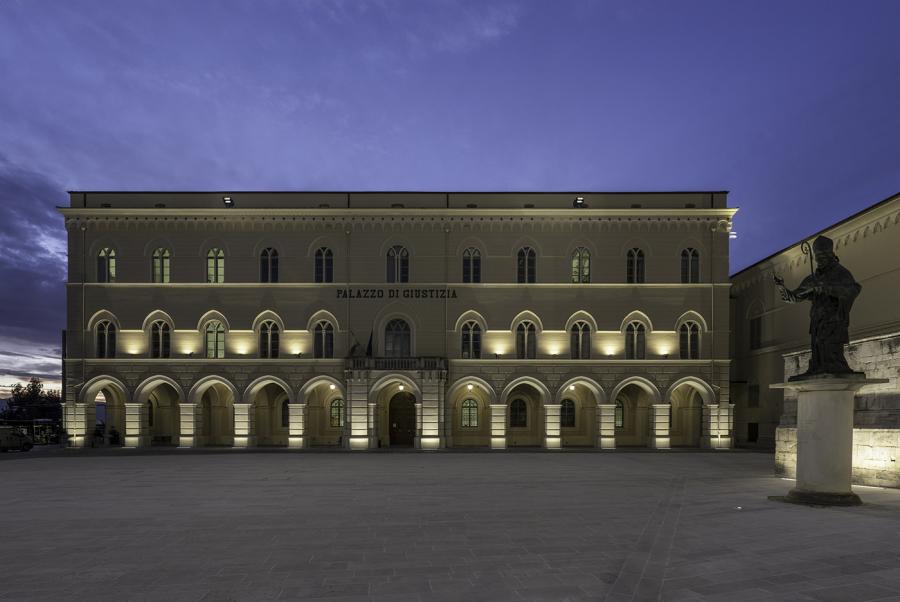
60, 191, 736, 451
730, 191, 900, 486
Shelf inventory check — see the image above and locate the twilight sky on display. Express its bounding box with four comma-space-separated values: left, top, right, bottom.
1, 0, 899, 393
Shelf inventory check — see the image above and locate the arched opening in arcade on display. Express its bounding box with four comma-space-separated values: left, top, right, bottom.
81, 377, 128, 447
505, 382, 543, 447
558, 380, 601, 448
197, 382, 236, 447
668, 380, 712, 448
448, 380, 492, 448
305, 379, 346, 447
614, 384, 654, 447
370, 376, 420, 448
250, 382, 291, 447
144, 381, 181, 446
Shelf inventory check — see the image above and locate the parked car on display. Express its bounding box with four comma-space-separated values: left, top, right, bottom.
0, 426, 34, 452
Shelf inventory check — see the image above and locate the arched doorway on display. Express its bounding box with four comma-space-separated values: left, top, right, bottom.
198, 383, 235, 447
447, 379, 494, 448
251, 382, 290, 447
304, 378, 346, 448
614, 384, 653, 447
146, 382, 181, 446
79, 376, 129, 448
388, 392, 416, 447
504, 383, 543, 447
666, 379, 714, 448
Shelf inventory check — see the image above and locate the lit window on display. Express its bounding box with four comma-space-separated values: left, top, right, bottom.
681, 248, 700, 283
517, 247, 536, 283
625, 321, 646, 360
516, 321, 537, 359
510, 399, 527, 427
260, 248, 279, 283
463, 248, 481, 283
315, 247, 334, 283
150, 320, 170, 358
570, 321, 591, 359
384, 319, 411, 357
571, 247, 590, 283
626, 248, 645, 283
679, 321, 700, 359
387, 245, 409, 283
259, 320, 280, 358
461, 321, 481, 359
330, 398, 345, 428
313, 321, 334, 358
206, 248, 225, 283
461, 398, 478, 428
97, 248, 116, 283
96, 320, 117, 358
561, 399, 576, 428
151, 248, 170, 283
205, 320, 225, 359
615, 399, 624, 428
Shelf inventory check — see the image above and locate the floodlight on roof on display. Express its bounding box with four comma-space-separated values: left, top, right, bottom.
223, 196, 234, 207
573, 196, 587, 208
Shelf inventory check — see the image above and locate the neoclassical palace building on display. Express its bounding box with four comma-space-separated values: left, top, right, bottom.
60, 191, 736, 451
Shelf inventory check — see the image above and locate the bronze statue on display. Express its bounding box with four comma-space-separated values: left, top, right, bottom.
774, 235, 862, 381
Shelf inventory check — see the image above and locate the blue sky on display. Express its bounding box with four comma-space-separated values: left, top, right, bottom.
1, 0, 899, 392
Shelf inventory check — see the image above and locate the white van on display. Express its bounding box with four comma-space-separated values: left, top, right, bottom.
0, 426, 33, 452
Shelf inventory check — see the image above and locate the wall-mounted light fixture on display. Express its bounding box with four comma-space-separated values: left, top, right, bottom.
329, 384, 336, 390
568, 385, 575, 391
467, 384, 473, 391
223, 196, 234, 207
573, 196, 587, 208
398, 384, 405, 391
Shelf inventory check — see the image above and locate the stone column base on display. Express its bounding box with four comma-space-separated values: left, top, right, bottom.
772, 489, 863, 507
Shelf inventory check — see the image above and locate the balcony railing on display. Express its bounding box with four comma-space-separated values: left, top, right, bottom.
348, 356, 446, 371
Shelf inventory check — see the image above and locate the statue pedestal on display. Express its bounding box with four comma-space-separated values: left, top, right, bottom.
771, 376, 887, 506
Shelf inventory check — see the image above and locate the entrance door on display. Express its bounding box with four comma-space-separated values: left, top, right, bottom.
388, 392, 416, 447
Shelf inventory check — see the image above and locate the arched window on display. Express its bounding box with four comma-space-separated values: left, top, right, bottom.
571, 247, 590, 283
315, 247, 334, 283
258, 320, 279, 359
330, 399, 345, 428
679, 321, 700, 360
461, 321, 481, 359
516, 321, 537, 359
626, 248, 645, 283
386, 245, 409, 283
510, 399, 527, 428
517, 247, 536, 283
150, 320, 170, 358
260, 248, 279, 283
206, 248, 225, 283
281, 400, 290, 428
570, 321, 591, 360
462, 247, 481, 283
384, 319, 411, 357
147, 400, 154, 428
681, 248, 700, 283
561, 399, 576, 428
461, 398, 479, 428
97, 248, 116, 283
615, 399, 624, 428
96, 320, 116, 358
313, 321, 334, 359
625, 321, 646, 360
151, 248, 170, 283
205, 320, 225, 359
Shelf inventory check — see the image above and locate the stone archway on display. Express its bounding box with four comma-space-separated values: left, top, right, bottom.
388, 392, 417, 447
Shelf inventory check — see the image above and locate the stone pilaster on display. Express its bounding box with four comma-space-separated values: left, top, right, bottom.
419, 376, 443, 450
178, 403, 201, 448
346, 374, 370, 450
490, 403, 506, 450
596, 404, 616, 449
414, 402, 423, 449
703, 403, 734, 449
543, 403, 561, 449
233, 403, 254, 448
650, 404, 671, 449
124, 402, 149, 448
288, 403, 307, 449
64, 402, 93, 448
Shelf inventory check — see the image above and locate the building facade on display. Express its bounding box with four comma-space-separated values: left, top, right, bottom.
61, 191, 736, 451
730, 192, 900, 486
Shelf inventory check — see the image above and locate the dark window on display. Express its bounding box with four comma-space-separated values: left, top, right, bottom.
681, 248, 700, 283
150, 320, 170, 358
679, 322, 700, 360
330, 399, 345, 428
561, 399, 576, 428
510, 399, 527, 427
570, 321, 591, 359
516, 321, 537, 359
260, 248, 279, 283
625, 322, 646, 360
96, 321, 116, 358
152, 248, 170, 283
748, 384, 760, 408
281, 400, 290, 428
384, 319, 411, 357
615, 399, 624, 428
461, 398, 478, 428
315, 247, 334, 283
462, 247, 481, 283
387, 246, 409, 283
313, 321, 334, 358
571, 247, 590, 283
461, 321, 482, 359
750, 316, 762, 350
626, 248, 645, 283
517, 247, 536, 283
747, 422, 759, 443
259, 320, 280, 358
97, 248, 116, 283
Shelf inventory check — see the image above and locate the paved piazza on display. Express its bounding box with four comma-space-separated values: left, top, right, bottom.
4, 451, 900, 601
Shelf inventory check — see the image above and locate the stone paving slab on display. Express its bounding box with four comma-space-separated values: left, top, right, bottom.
3, 449, 900, 601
